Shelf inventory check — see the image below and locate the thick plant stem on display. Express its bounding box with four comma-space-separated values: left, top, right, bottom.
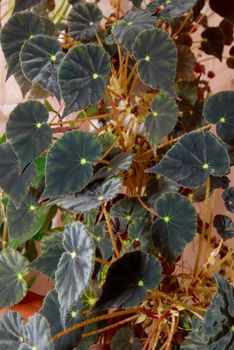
52, 308, 142, 341
102, 204, 120, 257
194, 177, 210, 276
228, 241, 234, 282
82, 314, 138, 338
205, 189, 217, 260
205, 247, 234, 275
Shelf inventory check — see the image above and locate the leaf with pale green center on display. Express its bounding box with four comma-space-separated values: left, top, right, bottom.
147, 131, 230, 188
145, 91, 179, 147
151, 193, 197, 261
110, 197, 147, 224
111, 327, 142, 350
0, 143, 36, 208
30, 234, 64, 279
48, 177, 122, 214
132, 29, 177, 95
0, 311, 25, 350
42, 131, 102, 198
19, 314, 54, 350
147, 0, 197, 18
68, 2, 103, 40
0, 248, 29, 308
203, 91, 234, 146
20, 35, 65, 100
6, 101, 52, 170
7, 192, 50, 248
40, 289, 83, 350
112, 9, 156, 51
55, 222, 95, 318
95, 251, 161, 309
0, 13, 45, 79
59, 44, 111, 116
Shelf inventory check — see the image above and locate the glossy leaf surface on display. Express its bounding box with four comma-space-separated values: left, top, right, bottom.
144, 90, 179, 147
151, 193, 197, 261
0, 248, 29, 308
0, 143, 36, 207
20, 35, 65, 100
6, 101, 52, 170
59, 44, 111, 116
68, 2, 102, 40
147, 131, 230, 188
95, 251, 161, 309
132, 29, 177, 95
203, 91, 234, 146
147, 0, 197, 18
43, 131, 102, 198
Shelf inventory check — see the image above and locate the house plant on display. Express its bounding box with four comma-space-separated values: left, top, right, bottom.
0, 0, 234, 348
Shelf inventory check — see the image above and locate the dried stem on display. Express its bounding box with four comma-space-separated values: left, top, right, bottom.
52, 308, 142, 341
102, 204, 120, 257
194, 177, 210, 276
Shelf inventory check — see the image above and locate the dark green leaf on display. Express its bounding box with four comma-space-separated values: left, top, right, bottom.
40, 289, 82, 350
19, 314, 54, 350
68, 2, 102, 40
213, 214, 234, 241
0, 13, 45, 79
0, 248, 29, 308
176, 45, 196, 81
92, 152, 132, 181
144, 90, 179, 147
30, 234, 64, 279
7, 191, 44, 248
175, 80, 198, 106
147, 131, 230, 188
219, 19, 234, 46
49, 177, 122, 214
210, 0, 234, 24
146, 175, 179, 207
147, 0, 197, 18
110, 197, 147, 223
203, 91, 234, 146
111, 327, 142, 350
128, 0, 143, 7
42, 131, 102, 198
59, 44, 111, 116
0, 143, 36, 208
14, 69, 32, 97
93, 223, 113, 260
128, 217, 154, 254
203, 274, 234, 349
0, 311, 25, 350
200, 27, 225, 61
55, 222, 95, 316
112, 9, 156, 51
13, 0, 42, 12
95, 251, 161, 309
20, 35, 65, 100
132, 29, 177, 95
222, 187, 234, 213
6, 101, 52, 170
151, 192, 197, 261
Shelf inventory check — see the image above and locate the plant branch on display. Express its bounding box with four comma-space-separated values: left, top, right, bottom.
52, 308, 143, 341
194, 177, 210, 276
102, 204, 120, 257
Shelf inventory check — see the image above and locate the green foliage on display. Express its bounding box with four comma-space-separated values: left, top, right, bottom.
0, 0, 233, 348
